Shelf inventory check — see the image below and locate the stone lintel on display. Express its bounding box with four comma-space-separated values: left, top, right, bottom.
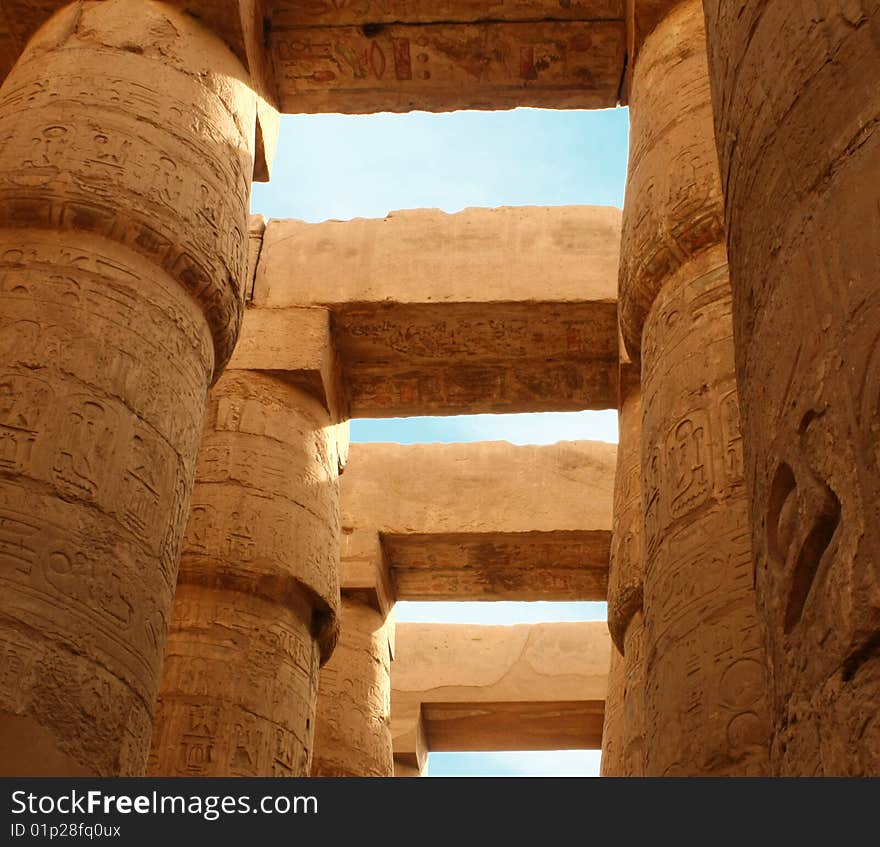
341, 441, 615, 608
251, 206, 621, 417
392, 622, 610, 755
271, 1, 625, 27
269, 20, 626, 113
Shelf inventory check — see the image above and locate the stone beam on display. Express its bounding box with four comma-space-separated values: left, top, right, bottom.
269, 1, 626, 113
392, 622, 610, 756
249, 205, 621, 418
341, 440, 615, 614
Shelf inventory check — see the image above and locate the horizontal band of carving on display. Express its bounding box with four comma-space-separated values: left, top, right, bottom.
175, 552, 338, 663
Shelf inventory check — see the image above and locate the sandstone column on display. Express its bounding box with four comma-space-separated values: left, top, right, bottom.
701, 0, 880, 776
149, 371, 343, 776
0, 1, 256, 775
618, 0, 769, 776
600, 644, 625, 776
312, 596, 394, 777
604, 366, 645, 776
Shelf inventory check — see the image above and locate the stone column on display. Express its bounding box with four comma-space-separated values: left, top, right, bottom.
0, 0, 255, 775
605, 369, 645, 776
701, 1, 880, 775
149, 371, 343, 776
312, 596, 394, 777
618, 0, 769, 776
621, 610, 645, 776
600, 644, 625, 776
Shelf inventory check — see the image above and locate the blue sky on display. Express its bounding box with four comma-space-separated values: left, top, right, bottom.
251, 107, 629, 777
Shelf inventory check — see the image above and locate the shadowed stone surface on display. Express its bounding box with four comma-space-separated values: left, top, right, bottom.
620, 0, 769, 776
703, 0, 880, 776
312, 596, 394, 777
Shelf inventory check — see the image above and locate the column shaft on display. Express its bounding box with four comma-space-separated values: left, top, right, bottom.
0, 0, 255, 775
621, 610, 645, 776
702, 0, 880, 774
619, 0, 770, 776
312, 596, 394, 777
149, 371, 342, 776
600, 644, 625, 776
604, 374, 645, 776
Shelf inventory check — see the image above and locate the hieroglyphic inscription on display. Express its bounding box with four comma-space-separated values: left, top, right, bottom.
271, 21, 625, 112
150, 370, 343, 777
0, 233, 211, 775
312, 597, 393, 777
0, 3, 256, 372
0, 1, 256, 776
640, 254, 769, 776
149, 587, 319, 778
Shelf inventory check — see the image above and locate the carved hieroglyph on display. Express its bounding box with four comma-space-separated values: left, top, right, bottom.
703, 0, 880, 775
312, 597, 394, 777
641, 249, 768, 776
150, 370, 343, 777
0, 0, 255, 775
270, 20, 625, 113
620, 0, 769, 776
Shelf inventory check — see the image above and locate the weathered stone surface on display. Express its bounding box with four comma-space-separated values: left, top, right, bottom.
642, 247, 769, 776
341, 440, 616, 612
600, 644, 625, 775
3, 4, 627, 117
0, 0, 279, 180
0, 0, 255, 776
703, 0, 880, 776
606, 374, 642, 652
392, 622, 609, 755
270, 20, 626, 113
312, 597, 394, 777
226, 307, 346, 421
249, 206, 621, 417
149, 370, 344, 777
622, 0, 770, 776
621, 0, 682, 100
617, 0, 725, 360
621, 610, 645, 775
603, 368, 645, 776
272, 1, 624, 26
255, 206, 618, 307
